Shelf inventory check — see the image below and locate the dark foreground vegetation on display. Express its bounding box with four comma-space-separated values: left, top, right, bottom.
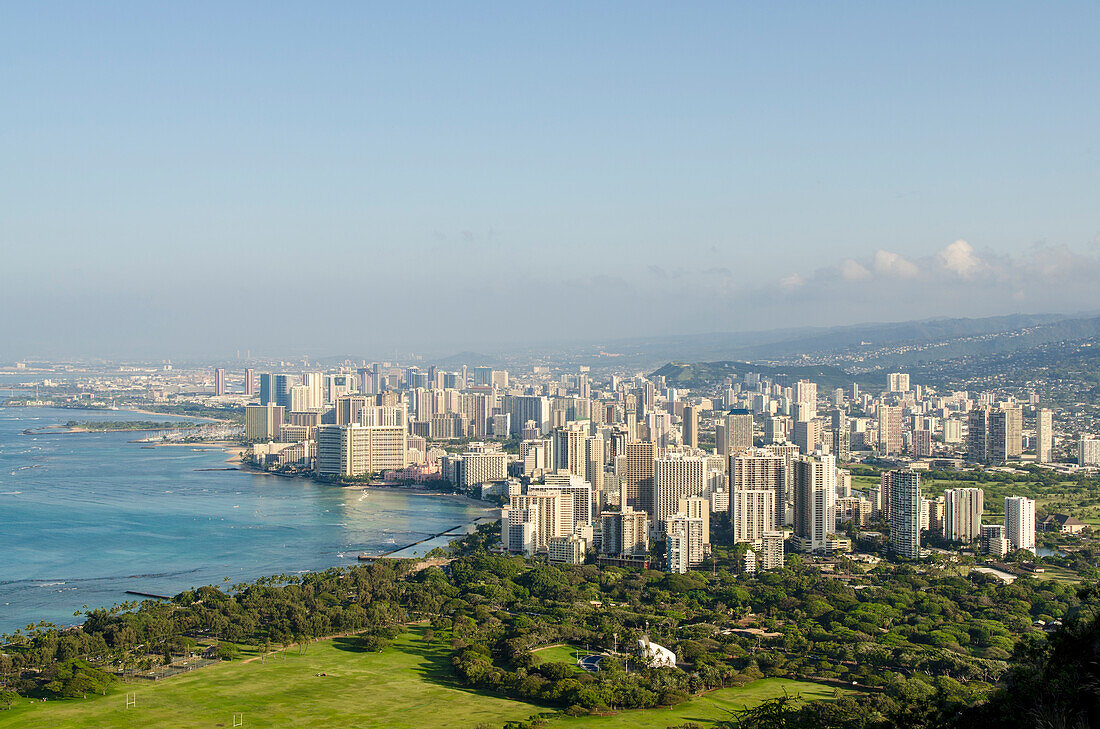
1, 525, 1097, 727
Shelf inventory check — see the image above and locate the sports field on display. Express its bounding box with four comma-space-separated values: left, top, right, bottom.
0, 626, 843, 728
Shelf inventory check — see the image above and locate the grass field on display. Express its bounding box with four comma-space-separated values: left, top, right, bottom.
0, 626, 844, 729
532, 643, 587, 670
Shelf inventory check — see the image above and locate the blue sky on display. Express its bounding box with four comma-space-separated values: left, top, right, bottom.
1, 3, 1098, 358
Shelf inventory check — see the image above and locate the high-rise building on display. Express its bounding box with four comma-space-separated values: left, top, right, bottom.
793, 454, 836, 553
532, 475, 593, 528
1035, 408, 1053, 463
214, 368, 226, 397
244, 367, 256, 397
887, 471, 922, 559
245, 403, 284, 441
599, 507, 649, 556
980, 523, 1009, 558
877, 405, 903, 456
831, 409, 850, 462
758, 531, 785, 570
912, 429, 932, 458
943, 487, 984, 542
621, 441, 656, 516
792, 419, 819, 455
315, 423, 408, 477
678, 496, 710, 549
652, 455, 706, 528
716, 410, 753, 457
731, 450, 786, 530
273, 374, 292, 411
259, 373, 274, 405
730, 488, 775, 544
502, 506, 538, 555
681, 405, 698, 449
509, 491, 573, 551
335, 395, 370, 426
1080, 436, 1100, 466
794, 380, 817, 410
887, 373, 910, 393
1004, 496, 1036, 553
993, 406, 1023, 462
503, 395, 550, 436
462, 451, 508, 488
664, 513, 705, 573
969, 406, 1023, 464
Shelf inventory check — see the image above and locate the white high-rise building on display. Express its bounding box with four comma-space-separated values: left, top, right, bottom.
877, 405, 903, 456
678, 496, 711, 550
716, 410, 754, 456
502, 506, 538, 556
1035, 409, 1053, 463
731, 449, 786, 529
1004, 496, 1036, 553
793, 454, 836, 553
508, 491, 574, 551
730, 489, 775, 544
887, 372, 910, 392
1078, 436, 1100, 467
664, 514, 705, 573
532, 475, 593, 529
943, 487, 984, 542
652, 455, 706, 529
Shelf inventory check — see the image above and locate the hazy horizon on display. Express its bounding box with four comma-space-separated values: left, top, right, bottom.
3, 3, 1099, 359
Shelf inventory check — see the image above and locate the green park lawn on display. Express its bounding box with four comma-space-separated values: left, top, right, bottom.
0, 625, 844, 729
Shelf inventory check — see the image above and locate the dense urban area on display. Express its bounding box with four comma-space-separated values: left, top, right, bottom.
3, 323, 1099, 728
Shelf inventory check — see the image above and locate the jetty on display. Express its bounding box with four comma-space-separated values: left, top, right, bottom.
126, 590, 173, 600
359, 516, 497, 560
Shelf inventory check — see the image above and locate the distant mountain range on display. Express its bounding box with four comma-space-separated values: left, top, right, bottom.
651, 360, 879, 392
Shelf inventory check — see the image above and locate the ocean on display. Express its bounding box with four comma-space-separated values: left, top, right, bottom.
0, 405, 493, 635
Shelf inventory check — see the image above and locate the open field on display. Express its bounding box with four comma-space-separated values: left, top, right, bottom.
0, 626, 844, 729
532, 643, 590, 668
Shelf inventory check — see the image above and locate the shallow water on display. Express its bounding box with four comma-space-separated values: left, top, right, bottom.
0, 406, 490, 634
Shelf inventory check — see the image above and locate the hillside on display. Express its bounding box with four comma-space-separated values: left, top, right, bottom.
652, 360, 875, 392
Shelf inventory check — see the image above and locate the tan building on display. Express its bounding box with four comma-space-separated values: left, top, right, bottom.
245, 403, 284, 441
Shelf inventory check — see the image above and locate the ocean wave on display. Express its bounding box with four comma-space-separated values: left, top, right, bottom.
0, 491, 21, 495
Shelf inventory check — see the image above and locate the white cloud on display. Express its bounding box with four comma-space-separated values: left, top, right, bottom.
839, 258, 872, 281
937, 239, 983, 278
779, 273, 804, 290
873, 249, 919, 278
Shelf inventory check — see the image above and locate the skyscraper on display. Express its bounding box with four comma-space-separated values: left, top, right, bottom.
969, 406, 1023, 464
600, 507, 649, 557
793, 454, 836, 553
888, 470, 921, 559
730, 488, 775, 544
273, 374, 292, 411
1035, 408, 1053, 463
1004, 496, 1036, 552
877, 405, 903, 456
244, 367, 256, 397
943, 487, 984, 542
716, 410, 753, 457
681, 405, 698, 448
731, 449, 786, 528
214, 368, 226, 397
621, 441, 656, 516
652, 455, 706, 528
831, 409, 850, 462
887, 373, 910, 393
664, 513, 705, 573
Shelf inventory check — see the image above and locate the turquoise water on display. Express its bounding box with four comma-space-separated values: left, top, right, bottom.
0, 406, 492, 635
